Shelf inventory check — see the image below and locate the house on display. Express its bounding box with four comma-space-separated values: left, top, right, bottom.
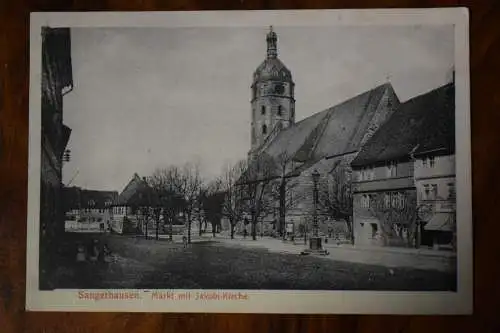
412, 83, 455, 249
350, 82, 455, 248
40, 27, 74, 288
111, 173, 159, 234
63, 186, 118, 232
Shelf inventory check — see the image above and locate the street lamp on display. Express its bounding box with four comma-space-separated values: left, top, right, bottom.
301, 169, 328, 255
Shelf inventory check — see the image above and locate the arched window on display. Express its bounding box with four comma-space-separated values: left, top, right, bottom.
262, 124, 267, 134
277, 105, 282, 116
261, 105, 266, 115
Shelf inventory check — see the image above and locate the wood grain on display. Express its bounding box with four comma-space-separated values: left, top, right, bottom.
1, 1, 499, 332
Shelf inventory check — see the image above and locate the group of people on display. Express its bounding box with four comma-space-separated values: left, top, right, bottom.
75, 239, 112, 263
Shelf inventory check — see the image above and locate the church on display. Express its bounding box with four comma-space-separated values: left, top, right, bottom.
238, 27, 402, 239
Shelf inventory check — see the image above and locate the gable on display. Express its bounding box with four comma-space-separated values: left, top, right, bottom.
351, 83, 455, 167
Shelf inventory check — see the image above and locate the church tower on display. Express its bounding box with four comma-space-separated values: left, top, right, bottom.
249, 26, 295, 158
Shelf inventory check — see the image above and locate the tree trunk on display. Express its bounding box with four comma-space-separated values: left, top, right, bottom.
155, 212, 160, 240
169, 216, 173, 241
187, 218, 192, 244
199, 219, 203, 236
279, 180, 286, 240
251, 219, 257, 240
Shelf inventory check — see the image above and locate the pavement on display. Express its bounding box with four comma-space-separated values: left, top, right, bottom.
208, 235, 456, 273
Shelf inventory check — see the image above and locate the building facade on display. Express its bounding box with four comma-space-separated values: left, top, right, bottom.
63, 187, 118, 232
351, 82, 455, 248
414, 153, 456, 249
40, 27, 74, 288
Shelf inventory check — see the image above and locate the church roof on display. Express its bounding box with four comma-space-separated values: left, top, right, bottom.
351, 82, 455, 167
260, 83, 398, 169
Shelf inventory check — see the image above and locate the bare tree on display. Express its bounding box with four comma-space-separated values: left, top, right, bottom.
203, 179, 227, 238
218, 160, 247, 239
269, 151, 303, 239
178, 162, 203, 244
238, 155, 275, 240
368, 192, 420, 247
317, 162, 354, 244
148, 167, 186, 241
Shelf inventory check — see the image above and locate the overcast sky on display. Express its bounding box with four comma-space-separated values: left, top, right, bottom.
62, 25, 454, 192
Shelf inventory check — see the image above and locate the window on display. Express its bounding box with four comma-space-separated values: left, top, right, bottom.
261, 105, 266, 115
423, 185, 430, 200
386, 161, 397, 177
361, 194, 372, 209
384, 193, 391, 208
431, 184, 438, 199
447, 182, 456, 200
361, 194, 369, 208
371, 223, 378, 238
277, 105, 282, 116
422, 156, 436, 168
391, 193, 398, 208
429, 156, 436, 167
262, 124, 267, 134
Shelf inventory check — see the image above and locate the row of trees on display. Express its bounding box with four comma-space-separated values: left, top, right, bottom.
137, 151, 425, 247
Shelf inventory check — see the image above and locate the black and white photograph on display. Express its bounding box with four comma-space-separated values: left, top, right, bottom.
27, 9, 472, 314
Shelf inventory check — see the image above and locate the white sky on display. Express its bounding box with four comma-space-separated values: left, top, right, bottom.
62, 25, 454, 192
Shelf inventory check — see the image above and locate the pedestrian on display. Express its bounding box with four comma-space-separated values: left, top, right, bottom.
243, 228, 247, 239
89, 239, 100, 262
76, 243, 86, 263
182, 235, 188, 248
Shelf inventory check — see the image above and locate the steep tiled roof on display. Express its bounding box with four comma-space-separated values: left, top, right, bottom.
116, 173, 158, 206
351, 83, 455, 167
62, 186, 118, 210
81, 190, 119, 208
256, 83, 398, 177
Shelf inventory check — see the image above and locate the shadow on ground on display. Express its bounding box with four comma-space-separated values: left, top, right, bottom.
43, 233, 457, 291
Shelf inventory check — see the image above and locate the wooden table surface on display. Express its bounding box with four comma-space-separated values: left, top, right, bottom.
1, 1, 499, 332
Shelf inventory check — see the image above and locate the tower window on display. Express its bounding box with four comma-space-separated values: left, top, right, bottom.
277, 105, 282, 116
261, 106, 266, 115
262, 124, 267, 134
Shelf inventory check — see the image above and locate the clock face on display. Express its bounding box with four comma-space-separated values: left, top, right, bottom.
274, 84, 285, 94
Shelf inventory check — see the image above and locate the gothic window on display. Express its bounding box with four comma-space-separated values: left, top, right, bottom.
261, 105, 266, 115
262, 124, 267, 134
277, 105, 282, 116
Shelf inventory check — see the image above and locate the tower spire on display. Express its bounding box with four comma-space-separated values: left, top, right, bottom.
266, 25, 278, 59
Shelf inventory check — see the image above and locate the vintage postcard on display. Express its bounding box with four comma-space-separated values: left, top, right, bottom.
27, 9, 472, 314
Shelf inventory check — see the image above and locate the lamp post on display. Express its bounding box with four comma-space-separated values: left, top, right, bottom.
301, 169, 328, 255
